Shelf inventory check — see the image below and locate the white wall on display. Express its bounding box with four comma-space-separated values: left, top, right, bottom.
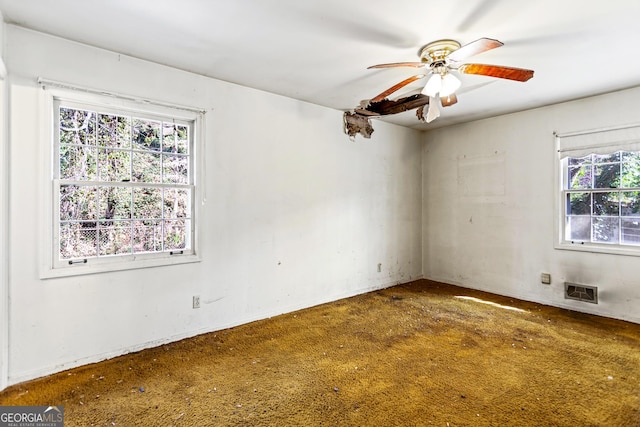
3, 25, 423, 386
422, 87, 640, 324
0, 11, 9, 391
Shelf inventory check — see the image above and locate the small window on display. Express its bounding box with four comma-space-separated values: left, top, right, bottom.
556, 125, 640, 256
563, 151, 640, 246
43, 90, 202, 277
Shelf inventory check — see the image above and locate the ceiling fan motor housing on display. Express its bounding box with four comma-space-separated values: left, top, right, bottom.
418, 39, 461, 65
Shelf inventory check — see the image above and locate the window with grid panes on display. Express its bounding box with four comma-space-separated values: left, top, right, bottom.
562, 151, 640, 247
53, 97, 197, 271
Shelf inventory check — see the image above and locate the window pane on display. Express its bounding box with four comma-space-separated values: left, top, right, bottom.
60, 222, 98, 259
162, 122, 176, 153
175, 125, 189, 154
132, 118, 161, 151
594, 163, 620, 188
132, 151, 161, 183
98, 220, 132, 256
621, 191, 640, 216
567, 192, 590, 215
164, 219, 188, 250
59, 107, 96, 146
568, 165, 592, 189
164, 189, 190, 218
568, 155, 591, 167
98, 148, 131, 182
621, 152, 640, 188
621, 218, 640, 245
593, 192, 619, 216
60, 145, 97, 180
161, 123, 189, 154
594, 152, 620, 163
566, 216, 590, 241
592, 217, 619, 243
60, 185, 97, 221
133, 220, 162, 253
133, 187, 162, 219
162, 154, 188, 184
98, 114, 131, 148
98, 187, 132, 220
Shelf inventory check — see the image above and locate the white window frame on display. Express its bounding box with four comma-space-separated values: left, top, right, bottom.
555, 124, 640, 257
40, 83, 204, 278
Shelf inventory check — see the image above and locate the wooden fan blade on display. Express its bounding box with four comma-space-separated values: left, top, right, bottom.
440, 93, 458, 107
448, 38, 503, 63
370, 74, 425, 103
458, 64, 534, 82
367, 62, 424, 69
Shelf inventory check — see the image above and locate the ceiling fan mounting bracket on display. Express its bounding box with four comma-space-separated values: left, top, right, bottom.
418, 39, 461, 64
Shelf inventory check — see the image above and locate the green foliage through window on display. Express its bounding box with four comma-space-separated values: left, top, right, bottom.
565, 151, 640, 246
56, 104, 193, 260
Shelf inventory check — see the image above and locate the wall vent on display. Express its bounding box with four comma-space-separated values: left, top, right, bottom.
564, 282, 598, 304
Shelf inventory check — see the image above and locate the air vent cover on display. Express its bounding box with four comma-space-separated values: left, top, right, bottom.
564, 282, 598, 304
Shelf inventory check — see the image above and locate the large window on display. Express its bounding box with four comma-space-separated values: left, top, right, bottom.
43, 89, 202, 277
556, 125, 640, 255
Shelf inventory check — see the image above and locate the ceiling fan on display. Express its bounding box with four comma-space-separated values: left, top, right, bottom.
358, 37, 534, 123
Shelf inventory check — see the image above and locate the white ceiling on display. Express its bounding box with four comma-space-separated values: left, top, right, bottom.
2, 0, 640, 129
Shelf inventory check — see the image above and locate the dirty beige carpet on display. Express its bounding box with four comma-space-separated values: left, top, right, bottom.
1, 280, 640, 426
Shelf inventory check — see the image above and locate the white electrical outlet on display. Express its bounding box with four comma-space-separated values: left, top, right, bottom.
193, 295, 200, 309
541, 273, 551, 285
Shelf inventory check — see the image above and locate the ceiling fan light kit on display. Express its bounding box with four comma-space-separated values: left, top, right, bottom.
345, 37, 535, 138
440, 73, 461, 97
422, 74, 442, 97
426, 97, 440, 123
440, 93, 457, 107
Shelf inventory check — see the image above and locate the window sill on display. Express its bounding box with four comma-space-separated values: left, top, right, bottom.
40, 253, 201, 279
555, 241, 640, 257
